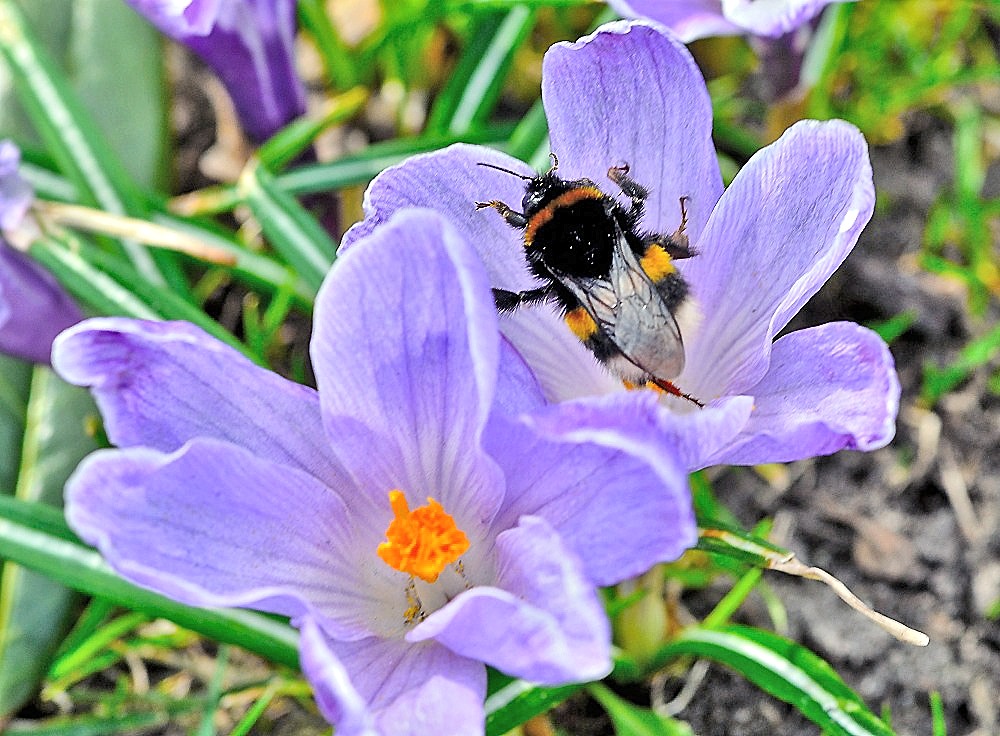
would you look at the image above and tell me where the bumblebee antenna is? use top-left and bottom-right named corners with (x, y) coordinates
top-left (477, 162), bottom-right (533, 180)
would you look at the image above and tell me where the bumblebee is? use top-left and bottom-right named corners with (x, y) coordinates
top-left (476, 156), bottom-right (702, 405)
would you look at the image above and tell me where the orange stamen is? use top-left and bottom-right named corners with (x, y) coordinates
top-left (377, 491), bottom-right (470, 584)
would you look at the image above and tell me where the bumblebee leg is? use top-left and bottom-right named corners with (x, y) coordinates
top-left (607, 163), bottom-right (649, 201)
top-left (607, 163), bottom-right (650, 222)
top-left (656, 197), bottom-right (694, 259)
top-left (475, 200), bottom-right (528, 229)
top-left (651, 378), bottom-right (704, 408)
top-left (675, 196), bottom-right (689, 237)
top-left (493, 286), bottom-right (552, 312)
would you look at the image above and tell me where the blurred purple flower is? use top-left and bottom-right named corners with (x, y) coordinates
top-left (607, 0), bottom-right (850, 42)
top-left (341, 21), bottom-right (899, 472)
top-left (124, 0), bottom-right (306, 142)
top-left (55, 208), bottom-right (694, 735)
top-left (0, 140), bottom-right (33, 230)
top-left (0, 141), bottom-right (82, 364)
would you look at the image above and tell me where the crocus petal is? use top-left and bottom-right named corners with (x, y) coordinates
top-left (608, 0), bottom-right (845, 42)
top-left (607, 1), bottom-right (741, 41)
top-left (704, 322), bottom-right (900, 466)
top-left (0, 242), bottom-right (82, 364)
top-left (679, 119), bottom-right (874, 399)
top-left (124, 0), bottom-right (222, 36)
top-left (52, 318), bottom-right (347, 488)
top-left (722, 0), bottom-right (848, 38)
top-left (65, 439), bottom-right (379, 638)
top-left (410, 516), bottom-right (611, 685)
top-left (341, 144), bottom-right (536, 293)
top-left (297, 619), bottom-right (377, 736)
top-left (498, 303), bottom-right (621, 403)
top-left (542, 21), bottom-right (723, 241)
top-left (125, 0), bottom-right (305, 142)
top-left (300, 619), bottom-right (485, 736)
top-left (484, 393), bottom-right (701, 585)
top-left (313, 209), bottom-right (504, 535)
top-left (492, 336), bottom-right (547, 416)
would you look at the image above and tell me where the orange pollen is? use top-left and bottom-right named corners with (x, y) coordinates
top-left (377, 491), bottom-right (470, 584)
top-left (524, 186), bottom-right (604, 246)
top-left (639, 244), bottom-right (675, 282)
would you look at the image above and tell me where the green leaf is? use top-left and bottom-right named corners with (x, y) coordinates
top-left (866, 310), bottom-right (917, 345)
top-left (239, 160), bottom-right (337, 294)
top-left (484, 676), bottom-right (583, 735)
top-left (0, 500), bottom-right (300, 670)
top-left (150, 211), bottom-right (315, 311)
top-left (2, 701), bottom-right (205, 735)
top-left (27, 236), bottom-right (161, 321)
top-left (426, 7), bottom-right (535, 135)
top-left (651, 626), bottom-right (895, 736)
top-left (588, 683), bottom-right (694, 736)
top-left (258, 86), bottom-right (369, 171)
top-left (296, 0), bottom-right (359, 89)
top-left (695, 524), bottom-right (790, 568)
top-left (65, 0), bottom-right (167, 189)
top-left (921, 320), bottom-right (1000, 405)
top-left (48, 233), bottom-right (257, 360)
top-left (182, 126), bottom-right (513, 216)
top-left (0, 370), bottom-right (99, 718)
top-left (929, 691), bottom-right (947, 736)
top-left (0, 355), bottom-right (31, 493)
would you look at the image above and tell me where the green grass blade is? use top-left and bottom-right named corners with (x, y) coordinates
top-left (484, 676), bottom-right (583, 735)
top-left (426, 7), bottom-right (535, 135)
top-left (588, 683), bottom-right (694, 736)
top-left (3, 711), bottom-right (171, 736)
top-left (27, 236), bottom-right (162, 321)
top-left (296, 0), bottom-right (359, 88)
top-left (0, 503), bottom-right (300, 669)
top-left (181, 127), bottom-right (513, 215)
top-left (651, 626), bottom-right (895, 736)
top-left (258, 86), bottom-right (369, 171)
top-left (151, 211), bottom-right (315, 311)
top-left (0, 371), bottom-right (98, 717)
top-left (240, 160), bottom-right (337, 294)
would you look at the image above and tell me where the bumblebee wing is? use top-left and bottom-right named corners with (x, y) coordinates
top-left (556, 232), bottom-right (685, 381)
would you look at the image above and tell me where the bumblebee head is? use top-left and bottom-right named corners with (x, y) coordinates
top-left (520, 171), bottom-right (564, 215)
top-left (477, 161), bottom-right (576, 217)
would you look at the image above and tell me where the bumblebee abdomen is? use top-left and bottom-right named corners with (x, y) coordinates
top-left (637, 243), bottom-right (689, 314)
top-left (564, 305), bottom-right (622, 364)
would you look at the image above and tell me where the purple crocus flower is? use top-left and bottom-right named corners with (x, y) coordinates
top-left (606, 0), bottom-right (851, 42)
top-left (55, 208), bottom-right (695, 734)
top-left (124, 0), bottom-right (306, 142)
top-left (0, 141), bottom-right (82, 364)
top-left (341, 21), bottom-right (899, 472)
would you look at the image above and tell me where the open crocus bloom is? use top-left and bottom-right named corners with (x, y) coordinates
top-left (606, 0), bottom-right (851, 42)
top-left (124, 0), bottom-right (305, 142)
top-left (0, 141), bottom-right (82, 364)
top-left (56, 208), bottom-right (695, 735)
top-left (341, 21), bottom-right (899, 472)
